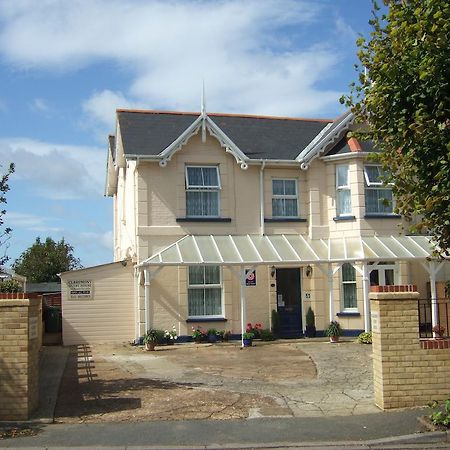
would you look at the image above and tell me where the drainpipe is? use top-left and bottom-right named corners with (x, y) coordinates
top-left (144, 269), bottom-right (150, 333)
top-left (259, 161), bottom-right (266, 235)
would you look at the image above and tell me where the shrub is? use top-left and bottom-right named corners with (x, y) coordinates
top-left (0, 279), bottom-right (23, 293)
top-left (325, 321), bottom-right (343, 337)
top-left (429, 399), bottom-right (450, 428)
top-left (305, 307), bottom-right (315, 327)
top-left (260, 329), bottom-right (275, 341)
top-left (357, 332), bottom-right (372, 344)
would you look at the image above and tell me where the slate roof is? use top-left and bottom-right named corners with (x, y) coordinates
top-left (117, 110), bottom-right (332, 161)
top-left (26, 282), bottom-right (61, 293)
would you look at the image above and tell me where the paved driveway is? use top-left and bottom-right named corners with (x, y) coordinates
top-left (54, 340), bottom-right (378, 423)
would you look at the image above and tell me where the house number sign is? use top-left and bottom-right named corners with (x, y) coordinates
top-left (371, 311), bottom-right (380, 333)
top-left (68, 280), bottom-right (93, 299)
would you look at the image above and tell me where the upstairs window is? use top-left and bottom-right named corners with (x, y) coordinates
top-left (272, 179), bottom-right (298, 217)
top-left (336, 164), bottom-right (351, 216)
top-left (342, 263), bottom-right (357, 310)
top-left (364, 165), bottom-right (394, 214)
top-left (185, 166), bottom-right (220, 217)
top-left (188, 266), bottom-right (223, 317)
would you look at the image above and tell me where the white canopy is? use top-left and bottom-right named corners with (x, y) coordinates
top-left (139, 234), bottom-right (437, 268)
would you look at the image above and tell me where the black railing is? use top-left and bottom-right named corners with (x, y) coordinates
top-left (418, 298), bottom-right (450, 338)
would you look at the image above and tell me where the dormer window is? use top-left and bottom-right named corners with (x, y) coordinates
top-left (272, 179), bottom-right (298, 218)
top-left (185, 166), bottom-right (221, 217)
top-left (364, 165), bottom-right (394, 215)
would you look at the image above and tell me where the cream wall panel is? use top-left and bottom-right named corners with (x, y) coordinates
top-left (61, 262), bottom-right (135, 346)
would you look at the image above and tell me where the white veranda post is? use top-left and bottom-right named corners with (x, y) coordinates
top-left (421, 260), bottom-right (445, 336)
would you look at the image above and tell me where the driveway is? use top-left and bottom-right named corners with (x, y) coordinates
top-left (54, 340), bottom-right (378, 423)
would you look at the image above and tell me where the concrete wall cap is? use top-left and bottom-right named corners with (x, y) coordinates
top-left (369, 291), bottom-right (420, 301)
top-left (0, 299), bottom-right (31, 307)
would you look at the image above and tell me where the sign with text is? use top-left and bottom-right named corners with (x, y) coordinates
top-left (245, 269), bottom-right (256, 287)
top-left (29, 317), bottom-right (38, 340)
top-left (68, 280), bottom-right (93, 300)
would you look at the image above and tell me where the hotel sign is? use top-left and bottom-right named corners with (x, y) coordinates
top-left (68, 280), bottom-right (93, 299)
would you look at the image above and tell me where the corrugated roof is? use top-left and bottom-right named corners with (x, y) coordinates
top-left (117, 110), bottom-right (331, 160)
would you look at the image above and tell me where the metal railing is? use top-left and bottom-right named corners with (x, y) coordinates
top-left (418, 298), bottom-right (450, 338)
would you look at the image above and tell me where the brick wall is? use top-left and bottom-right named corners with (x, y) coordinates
top-left (371, 291), bottom-right (450, 410)
top-left (0, 297), bottom-right (42, 420)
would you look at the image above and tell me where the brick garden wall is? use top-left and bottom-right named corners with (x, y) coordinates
top-left (0, 297), bottom-right (42, 420)
top-left (371, 291), bottom-right (450, 410)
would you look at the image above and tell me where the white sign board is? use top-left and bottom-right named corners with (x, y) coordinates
top-left (29, 317), bottom-right (38, 340)
top-left (371, 311), bottom-right (380, 333)
top-left (68, 280), bottom-right (93, 300)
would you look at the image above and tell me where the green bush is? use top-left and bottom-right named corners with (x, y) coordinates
top-left (357, 332), bottom-right (372, 344)
top-left (325, 321), bottom-right (343, 337)
top-left (429, 399), bottom-right (450, 427)
top-left (260, 329), bottom-right (275, 341)
top-left (0, 279), bottom-right (23, 293)
top-left (305, 307), bottom-right (315, 327)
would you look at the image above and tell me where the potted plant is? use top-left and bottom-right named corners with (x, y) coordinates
top-left (192, 326), bottom-right (207, 343)
top-left (143, 328), bottom-right (163, 351)
top-left (207, 328), bottom-right (218, 343)
top-left (242, 331), bottom-right (255, 347)
top-left (164, 325), bottom-right (178, 345)
top-left (305, 307), bottom-right (316, 338)
top-left (432, 324), bottom-right (446, 339)
top-left (325, 321), bottom-right (343, 343)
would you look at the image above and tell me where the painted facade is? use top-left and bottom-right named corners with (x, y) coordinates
top-left (101, 109), bottom-right (449, 342)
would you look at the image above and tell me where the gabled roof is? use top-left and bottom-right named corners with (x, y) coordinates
top-left (117, 110), bottom-right (332, 161)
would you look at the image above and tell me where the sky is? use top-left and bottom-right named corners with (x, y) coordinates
top-left (0, 0), bottom-right (375, 268)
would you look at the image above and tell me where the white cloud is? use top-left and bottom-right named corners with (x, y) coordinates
top-left (0, 138), bottom-right (105, 199)
top-left (30, 98), bottom-right (50, 113)
top-left (0, 0), bottom-right (348, 119)
top-left (6, 212), bottom-right (61, 232)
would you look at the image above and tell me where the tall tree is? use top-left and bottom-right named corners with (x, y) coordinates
top-left (13, 237), bottom-right (82, 283)
top-left (0, 163), bottom-right (15, 266)
top-left (342, 0), bottom-right (450, 254)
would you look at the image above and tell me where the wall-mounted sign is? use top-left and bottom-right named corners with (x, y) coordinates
top-left (245, 269), bottom-right (256, 287)
top-left (67, 280), bottom-right (93, 299)
top-left (29, 317), bottom-right (38, 340)
top-left (371, 311), bottom-right (380, 333)
top-left (304, 292), bottom-right (312, 300)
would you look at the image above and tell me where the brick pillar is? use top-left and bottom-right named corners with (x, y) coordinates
top-left (371, 291), bottom-right (450, 410)
top-left (0, 297), bottom-right (42, 420)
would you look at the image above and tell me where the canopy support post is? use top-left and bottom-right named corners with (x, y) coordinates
top-left (362, 263), bottom-right (370, 332)
top-left (143, 266), bottom-right (163, 335)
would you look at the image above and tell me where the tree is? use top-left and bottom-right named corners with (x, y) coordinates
top-left (0, 163), bottom-right (15, 266)
top-left (13, 237), bottom-right (82, 283)
top-left (342, 0), bottom-right (450, 254)
top-left (0, 278), bottom-right (23, 293)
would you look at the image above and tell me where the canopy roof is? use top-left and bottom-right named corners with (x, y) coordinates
top-left (139, 235), bottom-right (440, 268)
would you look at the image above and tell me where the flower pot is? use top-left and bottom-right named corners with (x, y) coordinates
top-left (305, 325), bottom-right (316, 338)
top-left (145, 342), bottom-right (156, 351)
top-left (329, 336), bottom-right (339, 343)
top-left (243, 338), bottom-right (252, 347)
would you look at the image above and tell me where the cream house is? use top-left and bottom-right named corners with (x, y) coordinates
top-left (61, 107), bottom-right (449, 345)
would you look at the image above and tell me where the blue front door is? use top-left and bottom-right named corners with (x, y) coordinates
top-left (276, 268), bottom-right (302, 338)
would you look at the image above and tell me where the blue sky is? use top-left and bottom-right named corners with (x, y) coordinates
top-left (0, 0), bottom-right (374, 267)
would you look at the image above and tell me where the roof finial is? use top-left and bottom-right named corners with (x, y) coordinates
top-left (201, 80), bottom-right (207, 142)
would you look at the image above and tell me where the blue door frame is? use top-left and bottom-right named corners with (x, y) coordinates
top-left (276, 268), bottom-right (302, 338)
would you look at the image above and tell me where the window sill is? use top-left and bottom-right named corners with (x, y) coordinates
top-left (265, 218), bottom-right (307, 223)
top-left (176, 217), bottom-right (232, 223)
top-left (186, 317), bottom-right (227, 323)
top-left (364, 214), bottom-right (401, 219)
top-left (333, 215), bottom-right (356, 222)
top-left (336, 312), bottom-right (361, 317)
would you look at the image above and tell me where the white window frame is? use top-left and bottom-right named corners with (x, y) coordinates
top-left (364, 164), bottom-right (394, 214)
top-left (336, 164), bottom-right (352, 217)
top-left (185, 165), bottom-right (221, 217)
top-left (187, 265), bottom-right (224, 319)
top-left (272, 178), bottom-right (299, 218)
top-left (341, 263), bottom-right (358, 311)
top-left (369, 262), bottom-right (398, 286)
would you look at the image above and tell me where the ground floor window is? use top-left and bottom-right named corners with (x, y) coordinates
top-left (342, 263), bottom-right (357, 310)
top-left (369, 262), bottom-right (397, 286)
top-left (188, 266), bottom-right (222, 317)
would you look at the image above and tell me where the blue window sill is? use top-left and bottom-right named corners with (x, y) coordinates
top-left (337, 312), bottom-right (361, 317)
top-left (176, 217), bottom-right (232, 223)
top-left (186, 318), bottom-right (227, 323)
top-left (265, 218), bottom-right (307, 223)
top-left (333, 215), bottom-right (356, 222)
top-left (364, 214), bottom-right (401, 219)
